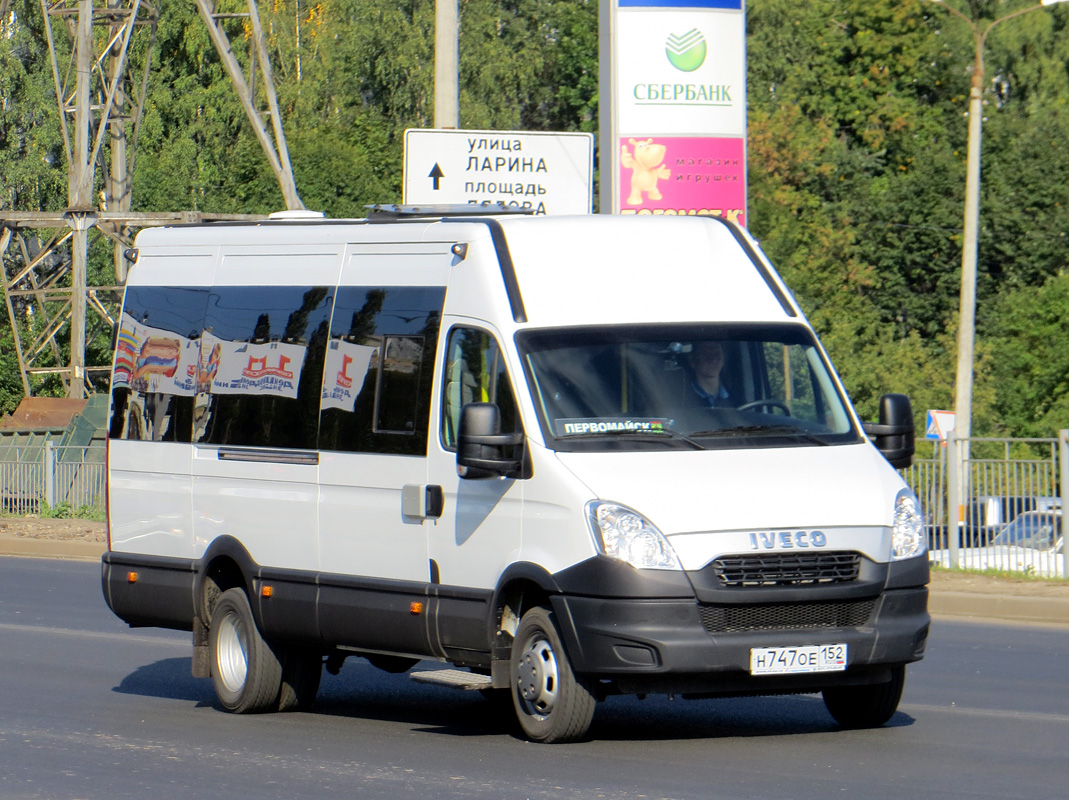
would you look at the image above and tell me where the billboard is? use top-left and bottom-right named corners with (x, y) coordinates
top-left (601, 0), bottom-right (747, 223)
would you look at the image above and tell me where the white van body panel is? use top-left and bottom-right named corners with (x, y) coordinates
top-left (107, 439), bottom-right (193, 557)
top-left (507, 442), bottom-right (602, 575)
top-left (190, 449), bottom-right (319, 569)
top-left (319, 452), bottom-right (429, 581)
top-left (498, 216), bottom-right (796, 326)
top-left (554, 444), bottom-right (898, 570)
top-left (555, 444), bottom-right (894, 532)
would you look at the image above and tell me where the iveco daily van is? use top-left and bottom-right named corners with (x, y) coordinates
top-left (102, 206), bottom-right (928, 743)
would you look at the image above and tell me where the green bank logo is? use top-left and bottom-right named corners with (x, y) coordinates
top-left (665, 29), bottom-right (707, 72)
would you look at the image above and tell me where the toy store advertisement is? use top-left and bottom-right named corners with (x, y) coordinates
top-left (618, 136), bottom-right (746, 226)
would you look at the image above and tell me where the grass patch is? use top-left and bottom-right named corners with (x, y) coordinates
top-left (929, 563), bottom-right (1061, 582)
top-left (1, 502), bottom-right (105, 522)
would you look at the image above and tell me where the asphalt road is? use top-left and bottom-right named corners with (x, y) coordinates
top-left (1, 557), bottom-right (1066, 800)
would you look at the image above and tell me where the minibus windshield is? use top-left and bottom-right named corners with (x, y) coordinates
top-left (516, 323), bottom-right (863, 452)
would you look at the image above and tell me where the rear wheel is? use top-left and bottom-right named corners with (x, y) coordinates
top-left (209, 588), bottom-right (283, 713)
top-left (510, 607), bottom-right (596, 743)
top-left (822, 666), bottom-right (905, 728)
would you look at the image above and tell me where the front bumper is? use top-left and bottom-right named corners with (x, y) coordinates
top-left (550, 584), bottom-right (929, 696)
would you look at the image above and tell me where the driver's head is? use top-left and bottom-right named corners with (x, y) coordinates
top-left (689, 341), bottom-right (725, 381)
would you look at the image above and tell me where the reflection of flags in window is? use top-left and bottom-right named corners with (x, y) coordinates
top-left (321, 339), bottom-right (376, 412)
top-left (203, 331), bottom-right (307, 399)
top-left (114, 312), bottom-right (198, 395)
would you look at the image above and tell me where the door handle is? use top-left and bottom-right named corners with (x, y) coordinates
top-left (402, 484), bottom-right (444, 520)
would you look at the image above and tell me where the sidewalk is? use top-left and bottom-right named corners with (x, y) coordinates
top-left (1, 532), bottom-right (1067, 627)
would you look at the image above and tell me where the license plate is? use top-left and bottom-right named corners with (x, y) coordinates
top-left (749, 644), bottom-right (847, 675)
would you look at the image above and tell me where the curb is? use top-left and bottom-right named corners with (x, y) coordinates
top-left (0, 536), bottom-right (106, 562)
top-left (2, 536), bottom-right (1067, 626)
top-left (928, 591), bottom-right (1069, 626)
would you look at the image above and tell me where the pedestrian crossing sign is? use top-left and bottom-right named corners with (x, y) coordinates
top-left (925, 410), bottom-right (955, 441)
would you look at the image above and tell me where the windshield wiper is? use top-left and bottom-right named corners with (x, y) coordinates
top-left (690, 425), bottom-right (830, 445)
top-left (560, 427), bottom-right (706, 450)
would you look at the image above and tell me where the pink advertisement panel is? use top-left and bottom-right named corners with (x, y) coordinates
top-left (618, 136), bottom-right (745, 226)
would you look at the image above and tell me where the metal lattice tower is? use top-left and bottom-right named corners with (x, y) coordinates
top-left (0, 0), bottom-right (302, 399)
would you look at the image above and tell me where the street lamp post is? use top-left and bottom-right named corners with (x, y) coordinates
top-left (932, 0), bottom-right (1068, 445)
top-left (929, 0), bottom-right (1066, 561)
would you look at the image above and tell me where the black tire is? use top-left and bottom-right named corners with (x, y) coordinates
top-left (822, 665), bottom-right (905, 729)
top-left (278, 647), bottom-right (322, 712)
top-left (209, 588), bottom-right (283, 714)
top-left (510, 607), bottom-right (596, 743)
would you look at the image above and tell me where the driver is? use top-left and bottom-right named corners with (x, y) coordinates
top-left (686, 341), bottom-right (734, 408)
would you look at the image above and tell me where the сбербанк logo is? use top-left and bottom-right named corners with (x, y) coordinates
top-left (665, 28), bottom-right (707, 72)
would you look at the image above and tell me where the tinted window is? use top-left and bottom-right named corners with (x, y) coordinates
top-left (441, 327), bottom-right (521, 450)
top-left (109, 286), bottom-right (207, 442)
top-left (196, 286), bottom-right (332, 449)
top-left (318, 286), bottom-right (445, 455)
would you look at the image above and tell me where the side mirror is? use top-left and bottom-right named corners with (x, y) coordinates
top-left (456, 402), bottom-right (526, 480)
top-left (862, 393), bottom-right (915, 470)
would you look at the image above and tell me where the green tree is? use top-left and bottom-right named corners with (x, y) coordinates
top-left (984, 273), bottom-right (1069, 436)
top-left (0, 3), bottom-right (65, 212)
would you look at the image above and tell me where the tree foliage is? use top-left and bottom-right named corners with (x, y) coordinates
top-left (1, 0), bottom-right (1068, 436)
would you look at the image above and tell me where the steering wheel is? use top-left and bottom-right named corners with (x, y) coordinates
top-left (736, 399), bottom-right (791, 416)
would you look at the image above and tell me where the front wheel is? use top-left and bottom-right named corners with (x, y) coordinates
top-left (209, 588), bottom-right (283, 713)
top-left (510, 607), bottom-right (596, 743)
top-left (822, 666), bottom-right (905, 728)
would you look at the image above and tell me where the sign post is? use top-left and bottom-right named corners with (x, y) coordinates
top-left (403, 128), bottom-right (594, 215)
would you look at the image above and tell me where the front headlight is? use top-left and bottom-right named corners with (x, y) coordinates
top-left (892, 489), bottom-right (926, 560)
top-left (586, 501), bottom-right (682, 570)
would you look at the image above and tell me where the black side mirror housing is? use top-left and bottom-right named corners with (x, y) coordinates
top-left (862, 393), bottom-right (915, 470)
top-left (456, 402), bottom-right (527, 480)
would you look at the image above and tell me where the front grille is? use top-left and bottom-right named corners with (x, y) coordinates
top-left (712, 551), bottom-right (861, 587)
top-left (699, 598), bottom-right (877, 634)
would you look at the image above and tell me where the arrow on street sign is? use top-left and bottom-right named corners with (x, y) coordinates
top-left (428, 163), bottom-right (444, 190)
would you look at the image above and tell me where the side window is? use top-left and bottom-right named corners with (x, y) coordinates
top-left (109, 286), bottom-right (206, 443)
top-left (318, 286), bottom-right (445, 455)
top-left (441, 327), bottom-right (520, 450)
top-left (196, 286), bottom-right (332, 449)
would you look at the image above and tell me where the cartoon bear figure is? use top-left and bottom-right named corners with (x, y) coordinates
top-left (621, 139), bottom-right (671, 205)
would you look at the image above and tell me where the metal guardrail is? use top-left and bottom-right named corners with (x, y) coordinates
top-left (904, 432), bottom-right (1066, 579)
top-left (0, 442), bottom-right (105, 516)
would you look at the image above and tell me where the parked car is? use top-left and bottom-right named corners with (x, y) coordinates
top-left (930, 510), bottom-right (1065, 577)
top-left (960, 496), bottom-right (1061, 546)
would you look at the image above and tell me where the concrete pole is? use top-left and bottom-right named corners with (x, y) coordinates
top-left (68, 0), bottom-right (95, 399)
top-left (108, 0), bottom-right (131, 283)
top-left (949, 38), bottom-right (983, 522)
top-left (952, 46), bottom-right (983, 449)
top-left (434, 0), bottom-right (458, 128)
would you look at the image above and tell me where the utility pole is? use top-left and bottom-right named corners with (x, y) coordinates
top-left (434, 0), bottom-right (459, 128)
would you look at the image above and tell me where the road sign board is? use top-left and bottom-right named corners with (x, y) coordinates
top-left (403, 128), bottom-right (594, 215)
top-left (926, 409), bottom-right (955, 441)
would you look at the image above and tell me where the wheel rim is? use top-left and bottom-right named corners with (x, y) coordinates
top-left (215, 609), bottom-right (249, 694)
top-left (515, 632), bottom-right (559, 719)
